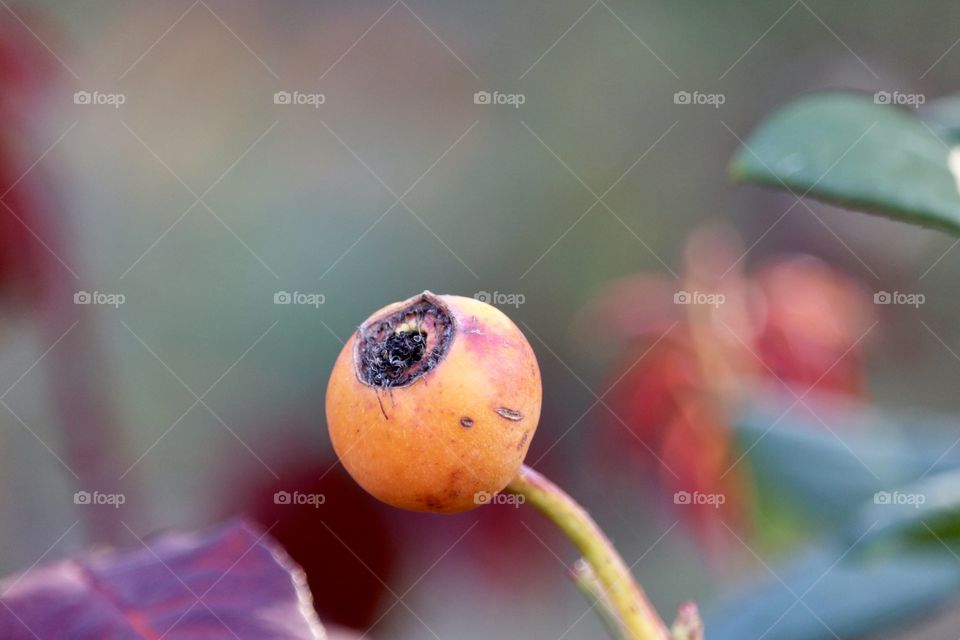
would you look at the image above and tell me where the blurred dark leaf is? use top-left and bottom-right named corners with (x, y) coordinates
top-left (235, 456), bottom-right (397, 630)
top-left (922, 94), bottom-right (960, 145)
top-left (0, 519), bottom-right (325, 639)
top-left (730, 91), bottom-right (960, 236)
top-left (735, 394), bottom-right (960, 526)
top-left (718, 396), bottom-right (960, 638)
top-left (704, 545), bottom-right (960, 640)
top-left (850, 468), bottom-right (960, 546)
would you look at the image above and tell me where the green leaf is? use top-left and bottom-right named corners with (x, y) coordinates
top-left (850, 467), bottom-right (960, 547)
top-left (734, 394), bottom-right (960, 526)
top-left (704, 546), bottom-right (960, 640)
top-left (922, 94), bottom-right (960, 145)
top-left (730, 91), bottom-right (960, 236)
top-left (716, 396), bottom-right (960, 638)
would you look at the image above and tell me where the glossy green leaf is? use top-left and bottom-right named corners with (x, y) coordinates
top-left (731, 91), bottom-right (960, 235)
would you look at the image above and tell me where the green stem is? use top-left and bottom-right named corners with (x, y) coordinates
top-left (506, 465), bottom-right (672, 640)
top-left (570, 559), bottom-right (628, 640)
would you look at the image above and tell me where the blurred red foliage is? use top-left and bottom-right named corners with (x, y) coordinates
top-left (751, 257), bottom-right (872, 397)
top-left (220, 426), bottom-right (567, 636)
top-left (579, 225), bottom-right (875, 555)
top-left (224, 452), bottom-right (398, 631)
top-left (0, 10), bottom-right (61, 305)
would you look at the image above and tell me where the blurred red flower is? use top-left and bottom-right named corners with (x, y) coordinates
top-left (577, 224), bottom-right (874, 556)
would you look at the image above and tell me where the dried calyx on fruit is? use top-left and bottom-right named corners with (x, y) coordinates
top-left (356, 295), bottom-right (453, 388)
top-left (326, 291), bottom-right (542, 513)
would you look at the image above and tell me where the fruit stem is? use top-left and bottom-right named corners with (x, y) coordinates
top-left (506, 465), bottom-right (673, 640)
top-left (570, 559), bottom-right (628, 639)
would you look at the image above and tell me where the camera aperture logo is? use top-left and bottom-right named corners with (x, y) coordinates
top-left (673, 490), bottom-right (725, 508)
top-left (73, 90), bottom-right (126, 109)
top-left (474, 290), bottom-right (525, 308)
top-left (674, 290), bottom-right (725, 308)
top-left (74, 490), bottom-right (126, 509)
top-left (273, 490), bottom-right (326, 508)
top-left (874, 290), bottom-right (924, 308)
top-left (274, 291), bottom-right (325, 308)
top-left (873, 490), bottom-right (925, 508)
top-left (274, 90), bottom-right (326, 108)
top-left (74, 290), bottom-right (125, 308)
top-left (874, 91), bottom-right (925, 108)
top-left (473, 90), bottom-right (525, 108)
top-left (673, 90), bottom-right (725, 109)
top-left (474, 491), bottom-right (525, 507)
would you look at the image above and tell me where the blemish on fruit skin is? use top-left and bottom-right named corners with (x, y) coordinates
top-left (463, 315), bottom-right (484, 335)
top-left (375, 392), bottom-right (389, 420)
top-left (415, 471), bottom-right (464, 511)
top-left (423, 495), bottom-right (445, 510)
top-left (517, 432), bottom-right (529, 450)
top-left (463, 323), bottom-right (521, 356)
top-left (495, 407), bottom-right (523, 421)
top-left (447, 469), bottom-right (463, 498)
top-left (460, 417), bottom-right (474, 428)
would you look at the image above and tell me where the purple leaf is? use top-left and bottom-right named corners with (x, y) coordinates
top-left (0, 519), bottom-right (326, 639)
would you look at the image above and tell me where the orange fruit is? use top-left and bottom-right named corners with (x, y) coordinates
top-left (326, 291), bottom-right (542, 513)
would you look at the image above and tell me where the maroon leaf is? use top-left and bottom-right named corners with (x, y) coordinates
top-left (0, 519), bottom-right (326, 639)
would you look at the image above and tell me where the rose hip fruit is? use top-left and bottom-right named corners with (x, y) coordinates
top-left (326, 291), bottom-right (542, 513)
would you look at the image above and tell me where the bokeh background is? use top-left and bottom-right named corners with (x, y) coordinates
top-left (3, 2), bottom-right (960, 638)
